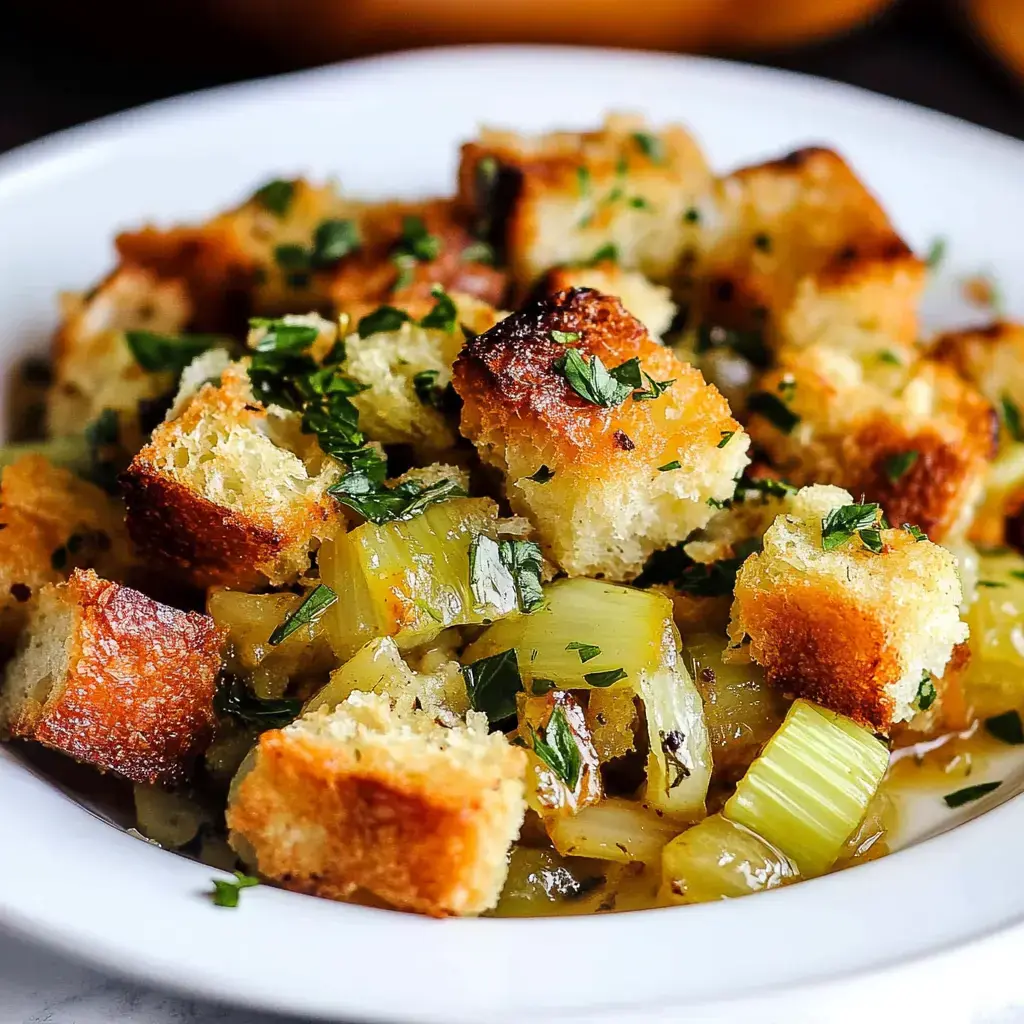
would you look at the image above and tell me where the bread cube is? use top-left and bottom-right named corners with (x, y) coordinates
top-left (727, 485), bottom-right (968, 731)
top-left (537, 262), bottom-right (677, 338)
top-left (47, 266), bottom-right (193, 440)
top-left (452, 287), bottom-right (748, 580)
top-left (121, 362), bottom-right (340, 588)
top-left (0, 569), bottom-right (224, 784)
top-left (698, 147), bottom-right (925, 356)
top-left (746, 345), bottom-right (996, 541)
top-left (0, 456), bottom-right (135, 649)
top-left (457, 114), bottom-right (712, 290)
top-left (226, 691), bottom-right (526, 917)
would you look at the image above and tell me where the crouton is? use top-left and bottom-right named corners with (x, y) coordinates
top-left (537, 262), bottom-right (677, 338)
top-left (227, 691), bottom-right (526, 917)
top-left (457, 114), bottom-right (712, 290)
top-left (0, 456), bottom-right (134, 649)
top-left (452, 288), bottom-right (748, 580)
top-left (698, 148), bottom-right (925, 356)
top-left (121, 362), bottom-right (341, 588)
top-left (47, 266), bottom-right (193, 441)
top-left (0, 569), bottom-right (224, 784)
top-left (727, 485), bottom-right (968, 731)
top-left (746, 345), bottom-right (996, 540)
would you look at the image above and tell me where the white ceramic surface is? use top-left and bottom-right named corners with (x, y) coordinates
top-left (2, 45), bottom-right (1024, 1024)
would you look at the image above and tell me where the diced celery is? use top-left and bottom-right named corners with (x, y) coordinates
top-left (547, 797), bottom-right (680, 865)
top-left (661, 814), bottom-right (798, 905)
top-left (318, 497), bottom-right (513, 660)
top-left (490, 846), bottom-right (613, 917)
top-left (461, 578), bottom-right (671, 691)
top-left (684, 632), bottom-right (788, 776)
top-left (208, 589), bottom-right (336, 699)
top-left (724, 699), bottom-right (889, 877)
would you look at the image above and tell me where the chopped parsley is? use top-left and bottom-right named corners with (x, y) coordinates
top-left (858, 528), bottom-right (884, 554)
top-left (211, 871), bottom-right (260, 908)
top-left (735, 474), bottom-right (798, 501)
top-left (529, 706), bottom-right (582, 789)
top-left (460, 240), bottom-right (496, 264)
top-left (584, 668), bottom-right (627, 688)
top-left (1001, 394), bottom-right (1024, 442)
top-left (463, 649), bottom-right (523, 723)
top-left (925, 236), bottom-right (947, 270)
top-left (412, 368), bottom-right (446, 409)
top-left (717, 431), bottom-right (735, 448)
top-left (694, 324), bottom-right (770, 368)
top-left (469, 535), bottom-right (544, 614)
top-left (531, 679), bottom-right (556, 696)
top-left (1011, 570), bottom-right (1024, 582)
top-left (632, 131), bottom-right (665, 164)
top-left (329, 474), bottom-right (466, 526)
top-left (394, 215), bottom-right (441, 263)
top-left (566, 641), bottom-right (601, 664)
top-left (252, 179), bottom-right (295, 217)
top-left (586, 242), bottom-right (619, 265)
top-left (977, 580), bottom-right (1007, 588)
top-left (527, 465), bottom-right (555, 484)
top-left (632, 372), bottom-right (675, 401)
top-left (683, 207), bottom-right (701, 225)
top-left (555, 348), bottom-right (637, 408)
top-left (658, 461), bottom-right (682, 472)
top-left (915, 672), bottom-right (937, 712)
top-left (311, 218), bottom-right (360, 266)
top-left (628, 196), bottom-right (652, 211)
top-left (420, 286), bottom-right (458, 333)
top-left (883, 450), bottom-right (919, 484)
top-left (943, 781), bottom-right (1001, 808)
top-left (215, 676), bottom-right (303, 731)
top-left (821, 502), bottom-right (881, 552)
top-left (550, 330), bottom-right (580, 345)
top-left (747, 391), bottom-right (800, 434)
top-left (576, 165), bottom-right (591, 198)
top-left (753, 232), bottom-right (772, 253)
top-left (985, 710), bottom-right (1024, 745)
top-left (84, 408), bottom-right (121, 492)
top-left (268, 584), bottom-right (337, 645)
top-left (357, 305), bottom-right (411, 337)
top-left (125, 330), bottom-right (232, 374)
top-left (877, 350), bottom-right (903, 366)
top-left (902, 523), bottom-right (928, 542)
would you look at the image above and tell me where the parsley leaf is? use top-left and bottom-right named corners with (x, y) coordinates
top-left (821, 502), bottom-right (881, 552)
top-left (469, 535), bottom-right (544, 614)
top-left (125, 331), bottom-right (231, 374)
top-left (556, 348), bottom-right (638, 407)
top-left (915, 672), bottom-right (937, 712)
top-left (211, 871), bottom-right (260, 908)
top-left (632, 131), bottom-right (665, 164)
top-left (412, 369), bottom-right (445, 409)
top-left (586, 242), bottom-right (619, 265)
top-left (530, 706), bottom-right (581, 789)
top-left (463, 649), bottom-right (523, 723)
top-left (461, 240), bottom-right (495, 264)
top-left (268, 584), bottom-right (337, 645)
top-left (566, 641), bottom-right (601, 664)
top-left (943, 781), bottom-right (1001, 808)
top-left (632, 372), bottom-right (675, 402)
top-left (253, 179), bottom-right (295, 217)
top-left (977, 580), bottom-right (1008, 588)
top-left (717, 431), bottom-right (735, 448)
top-left (877, 350), bottom-right (903, 366)
top-left (925, 236), bottom-right (947, 270)
top-left (419, 285), bottom-right (458, 333)
top-left (550, 330), bottom-right (580, 345)
top-left (902, 523), bottom-right (928, 541)
top-left (357, 306), bottom-right (411, 337)
top-left (215, 676), bottom-right (302, 731)
top-left (329, 474), bottom-right (466, 526)
top-left (311, 218), bottom-right (360, 266)
top-left (884, 450), bottom-right (919, 483)
top-left (527, 465), bottom-right (555, 484)
top-left (584, 668), bottom-right (627, 687)
top-left (658, 461), bottom-right (682, 472)
top-left (531, 679), bottom-right (556, 696)
top-left (694, 324), bottom-right (770, 368)
top-left (1001, 394), bottom-right (1024, 442)
top-left (747, 391), bottom-right (800, 434)
top-left (985, 710), bottom-right (1024, 745)
top-left (395, 215), bottom-right (441, 262)
top-left (858, 528), bottom-right (884, 553)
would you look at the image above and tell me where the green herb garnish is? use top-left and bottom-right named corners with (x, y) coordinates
top-left (884, 450), bottom-right (919, 484)
top-left (858, 528), bottom-right (884, 553)
top-left (977, 580), bottom-right (1008, 588)
top-left (985, 710), bottom-right (1024, 745)
top-left (268, 584), bottom-right (338, 645)
top-left (877, 350), bottom-right (903, 366)
top-left (943, 781), bottom-right (1001, 808)
top-left (821, 502), bottom-right (881, 552)
top-left (632, 131), bottom-right (665, 164)
top-left (211, 871), bottom-right (260, 908)
top-left (469, 535), bottom-right (544, 614)
top-left (925, 236), bottom-right (947, 270)
top-left (717, 431), bottom-right (735, 448)
top-left (463, 649), bottom-right (523, 723)
top-left (357, 306), bottom-right (411, 337)
top-left (395, 215), bottom-right (441, 262)
top-left (527, 465), bottom-right (555, 484)
top-left (125, 331), bottom-right (231, 374)
top-left (556, 348), bottom-right (645, 408)
top-left (215, 677), bottom-right (303, 731)
top-left (311, 218), bottom-right (360, 266)
top-left (753, 232), bottom-right (772, 253)
top-left (566, 641), bottom-right (601, 664)
top-left (902, 523), bottom-right (927, 542)
top-left (915, 672), bottom-right (937, 712)
top-left (632, 372), bottom-right (675, 402)
top-left (253, 179), bottom-right (295, 217)
top-left (530, 706), bottom-right (582, 789)
top-left (694, 324), bottom-right (769, 368)
top-left (586, 242), bottom-right (619, 265)
top-left (747, 391), bottom-right (800, 434)
top-left (658, 461), bottom-right (682, 472)
top-left (329, 474), bottom-right (466, 526)
top-left (420, 285), bottom-right (458, 333)
top-left (584, 668), bottom-right (628, 688)
top-left (550, 330), bottom-right (580, 345)
top-left (461, 240), bottom-right (496, 264)
top-left (1001, 394), bottom-right (1024, 442)
top-left (412, 369), bottom-right (445, 409)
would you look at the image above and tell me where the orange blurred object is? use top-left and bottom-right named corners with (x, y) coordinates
top-left (967, 0), bottom-right (1024, 82)
top-left (212, 0), bottom-right (897, 61)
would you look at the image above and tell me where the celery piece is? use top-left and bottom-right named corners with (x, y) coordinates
top-left (318, 497), bottom-right (513, 660)
top-left (724, 699), bottom-right (889, 877)
top-left (0, 435), bottom-right (90, 475)
top-left (547, 797), bottom-right (680, 865)
top-left (662, 814), bottom-right (798, 904)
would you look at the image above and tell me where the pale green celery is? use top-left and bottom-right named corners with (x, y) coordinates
top-left (0, 436), bottom-right (90, 474)
top-left (661, 814), bottom-right (799, 905)
top-left (684, 633), bottom-right (788, 775)
top-left (547, 797), bottom-right (680, 865)
top-left (318, 498), bottom-right (506, 660)
top-left (461, 577), bottom-right (671, 690)
top-left (304, 637), bottom-right (410, 713)
top-left (724, 699), bottom-right (889, 877)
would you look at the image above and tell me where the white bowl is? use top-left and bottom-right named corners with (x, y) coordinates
top-left (2, 45), bottom-right (1024, 1024)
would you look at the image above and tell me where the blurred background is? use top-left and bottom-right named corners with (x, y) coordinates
top-left (2, 0), bottom-right (1024, 154)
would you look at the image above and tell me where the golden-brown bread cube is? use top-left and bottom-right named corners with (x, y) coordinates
top-left (227, 691), bottom-right (527, 917)
top-left (457, 114), bottom-right (712, 291)
top-left (452, 288), bottom-right (748, 580)
top-left (727, 485), bottom-right (968, 731)
top-left (47, 266), bottom-right (193, 440)
top-left (746, 345), bottom-right (996, 541)
top-left (121, 362), bottom-right (341, 589)
top-left (0, 569), bottom-right (225, 784)
top-left (698, 147), bottom-right (926, 356)
top-left (0, 456), bottom-right (135, 650)
top-left (536, 262), bottom-right (677, 338)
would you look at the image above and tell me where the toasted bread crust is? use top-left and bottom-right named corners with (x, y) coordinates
top-left (16, 570), bottom-right (224, 784)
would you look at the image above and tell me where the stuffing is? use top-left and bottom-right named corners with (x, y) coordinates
top-left (0, 569), bottom-right (224, 784)
top-left (121, 362), bottom-right (341, 588)
top-left (47, 265), bottom-right (193, 442)
top-left (727, 484), bottom-right (968, 731)
top-left (452, 288), bottom-right (748, 580)
top-left (698, 147), bottom-right (926, 356)
top-left (457, 114), bottom-right (713, 290)
top-left (226, 691), bottom-right (526, 917)
top-left (536, 261), bottom-right (677, 338)
top-left (0, 456), bottom-right (135, 650)
top-left (746, 344), bottom-right (996, 541)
